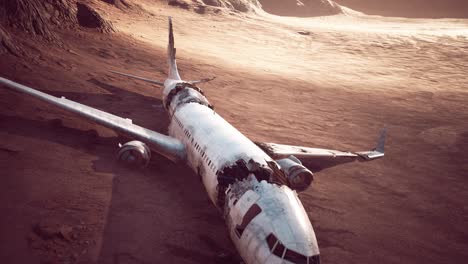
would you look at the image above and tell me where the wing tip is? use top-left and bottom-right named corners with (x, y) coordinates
top-left (376, 127), bottom-right (387, 153)
top-left (355, 127), bottom-right (387, 160)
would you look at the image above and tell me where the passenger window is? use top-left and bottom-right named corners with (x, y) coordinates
top-left (235, 204), bottom-right (262, 238)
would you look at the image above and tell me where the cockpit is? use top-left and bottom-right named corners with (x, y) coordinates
top-left (225, 176), bottom-right (320, 264)
top-left (266, 233), bottom-right (320, 264)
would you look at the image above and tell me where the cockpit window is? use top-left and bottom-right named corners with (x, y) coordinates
top-left (267, 233), bottom-right (286, 258)
top-left (235, 203), bottom-right (262, 238)
top-left (284, 248), bottom-right (307, 264)
top-left (266, 233), bottom-right (319, 264)
top-left (273, 240), bottom-right (286, 258)
top-left (309, 255), bottom-right (320, 264)
top-left (266, 233), bottom-right (277, 249)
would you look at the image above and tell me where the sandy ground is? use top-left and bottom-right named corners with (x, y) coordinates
top-left (1, 1), bottom-right (468, 263)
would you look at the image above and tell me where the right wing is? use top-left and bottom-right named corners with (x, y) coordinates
top-left (0, 77), bottom-right (186, 162)
top-left (256, 128), bottom-right (386, 172)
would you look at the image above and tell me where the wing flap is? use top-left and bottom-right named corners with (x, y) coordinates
top-left (0, 77), bottom-right (186, 162)
top-left (256, 142), bottom-right (359, 172)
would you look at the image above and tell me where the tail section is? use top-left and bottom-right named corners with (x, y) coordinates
top-left (168, 17), bottom-right (181, 80)
top-left (110, 18), bottom-right (214, 85)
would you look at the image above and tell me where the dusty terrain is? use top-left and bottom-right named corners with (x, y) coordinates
top-left (1, 0), bottom-right (467, 263)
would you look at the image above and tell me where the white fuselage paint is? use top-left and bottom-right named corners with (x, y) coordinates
top-left (170, 102), bottom-right (272, 204)
top-left (162, 79), bottom-right (320, 264)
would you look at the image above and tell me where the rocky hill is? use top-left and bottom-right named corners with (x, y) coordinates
top-left (259, 0), bottom-right (343, 17)
top-left (0, 0), bottom-right (115, 54)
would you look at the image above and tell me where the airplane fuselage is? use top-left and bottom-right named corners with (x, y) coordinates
top-left (163, 79), bottom-right (320, 264)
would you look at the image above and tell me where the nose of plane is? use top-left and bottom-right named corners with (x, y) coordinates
top-left (225, 176), bottom-right (320, 264)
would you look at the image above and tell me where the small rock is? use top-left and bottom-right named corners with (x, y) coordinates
top-left (33, 221), bottom-right (75, 242)
top-left (58, 225), bottom-right (73, 241)
top-left (33, 222), bottom-right (58, 240)
top-left (168, 0), bottom-right (190, 9)
top-left (298, 31), bottom-right (311, 35)
top-left (57, 61), bottom-right (68, 68)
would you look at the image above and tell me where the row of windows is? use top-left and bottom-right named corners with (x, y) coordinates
top-left (174, 116), bottom-right (218, 174)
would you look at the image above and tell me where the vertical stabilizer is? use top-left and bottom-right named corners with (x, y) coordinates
top-left (168, 17), bottom-right (181, 80)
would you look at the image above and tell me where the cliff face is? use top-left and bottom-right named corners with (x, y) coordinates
top-left (168, 0), bottom-right (262, 13)
top-left (200, 0), bottom-right (261, 12)
top-left (0, 0), bottom-right (78, 40)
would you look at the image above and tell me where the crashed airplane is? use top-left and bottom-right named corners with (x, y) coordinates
top-left (0, 18), bottom-right (386, 264)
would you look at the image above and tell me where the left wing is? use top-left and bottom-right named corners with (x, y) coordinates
top-left (0, 77), bottom-right (186, 162)
top-left (256, 128), bottom-right (386, 172)
top-left (110, 70), bottom-right (216, 86)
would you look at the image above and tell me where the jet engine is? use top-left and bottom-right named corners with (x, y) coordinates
top-left (276, 156), bottom-right (313, 192)
top-left (117, 141), bottom-right (151, 167)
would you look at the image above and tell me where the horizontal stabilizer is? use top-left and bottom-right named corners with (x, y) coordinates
top-left (109, 70), bottom-right (164, 86)
top-left (188, 77), bottom-right (216, 85)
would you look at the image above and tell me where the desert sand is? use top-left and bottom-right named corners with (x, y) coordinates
top-left (0, 0), bottom-right (467, 263)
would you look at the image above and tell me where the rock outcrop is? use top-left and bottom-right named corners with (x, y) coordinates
top-left (258, 0), bottom-right (343, 17)
top-left (100, 0), bottom-right (132, 9)
top-left (168, 0), bottom-right (262, 13)
top-left (76, 2), bottom-right (114, 33)
top-left (0, 0), bottom-right (114, 39)
top-left (0, 25), bottom-right (18, 55)
top-left (0, 0), bottom-right (115, 54)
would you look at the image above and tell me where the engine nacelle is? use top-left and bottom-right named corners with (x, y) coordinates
top-left (276, 156), bottom-right (314, 192)
top-left (117, 141), bottom-right (151, 167)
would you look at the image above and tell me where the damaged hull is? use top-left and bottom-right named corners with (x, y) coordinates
top-left (163, 79), bottom-right (320, 263)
